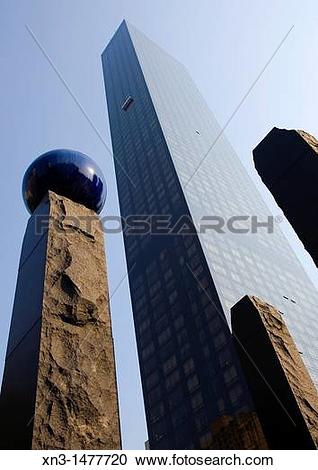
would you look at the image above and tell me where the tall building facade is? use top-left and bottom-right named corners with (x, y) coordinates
top-left (102, 21), bottom-right (318, 448)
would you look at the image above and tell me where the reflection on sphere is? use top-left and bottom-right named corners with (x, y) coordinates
top-left (22, 149), bottom-right (106, 214)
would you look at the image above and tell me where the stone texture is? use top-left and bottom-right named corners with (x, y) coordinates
top-left (251, 296), bottom-right (318, 443)
top-left (297, 129), bottom-right (318, 153)
top-left (253, 127), bottom-right (318, 267)
top-left (32, 192), bottom-right (121, 449)
top-left (231, 295), bottom-right (318, 449)
top-left (0, 191), bottom-right (121, 449)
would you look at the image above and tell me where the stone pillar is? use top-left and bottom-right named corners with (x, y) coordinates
top-left (253, 127), bottom-right (318, 267)
top-left (231, 295), bottom-right (318, 449)
top-left (0, 191), bottom-right (121, 449)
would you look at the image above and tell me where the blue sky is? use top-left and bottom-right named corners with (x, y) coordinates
top-left (1, 0), bottom-right (318, 449)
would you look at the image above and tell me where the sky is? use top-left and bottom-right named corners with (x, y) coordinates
top-left (1, 0), bottom-right (318, 449)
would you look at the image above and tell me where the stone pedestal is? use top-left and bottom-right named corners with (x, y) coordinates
top-left (231, 295), bottom-right (318, 449)
top-left (253, 127), bottom-right (318, 267)
top-left (0, 191), bottom-right (121, 449)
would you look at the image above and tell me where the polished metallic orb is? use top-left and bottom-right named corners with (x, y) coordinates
top-left (22, 149), bottom-right (106, 214)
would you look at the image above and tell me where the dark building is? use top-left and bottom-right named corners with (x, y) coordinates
top-left (231, 295), bottom-right (318, 449)
top-left (102, 21), bottom-right (318, 448)
top-left (208, 413), bottom-right (268, 450)
top-left (253, 127), bottom-right (318, 267)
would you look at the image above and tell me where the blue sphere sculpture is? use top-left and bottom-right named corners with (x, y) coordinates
top-left (22, 149), bottom-right (106, 214)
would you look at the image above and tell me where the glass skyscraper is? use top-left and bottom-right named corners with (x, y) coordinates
top-left (102, 20), bottom-right (318, 449)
